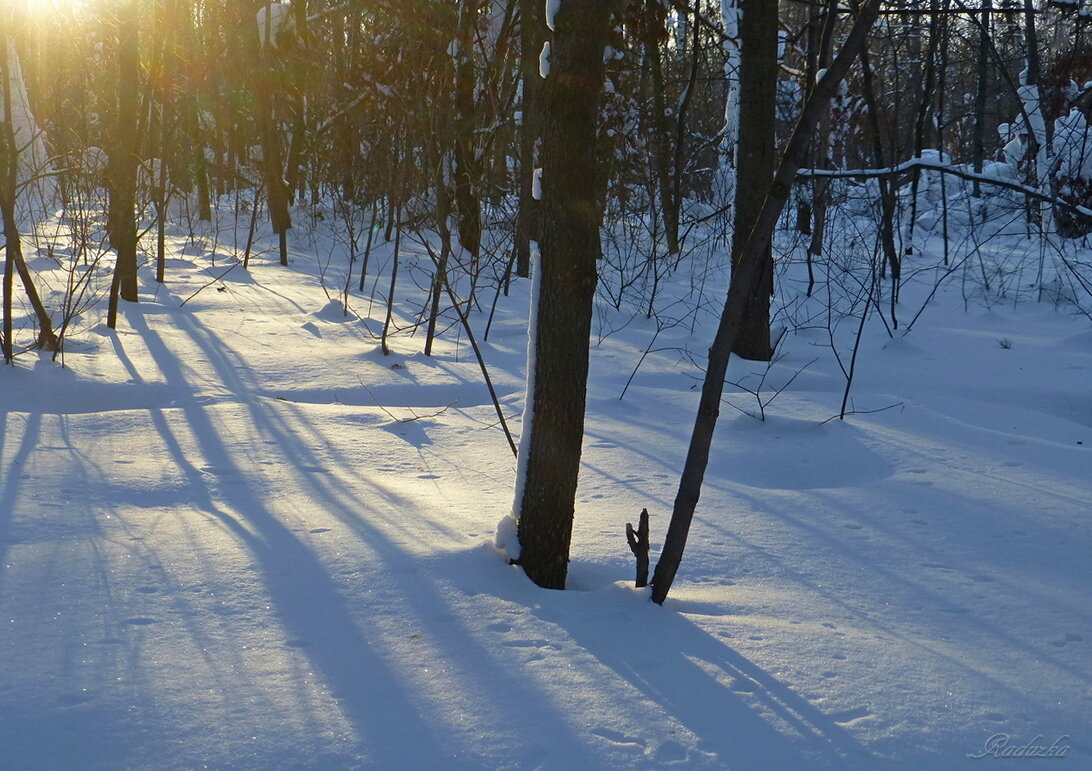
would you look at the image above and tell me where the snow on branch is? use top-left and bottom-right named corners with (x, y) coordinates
top-left (796, 158), bottom-right (1092, 219)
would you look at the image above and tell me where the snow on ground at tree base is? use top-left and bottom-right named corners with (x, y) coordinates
top-left (1, 212), bottom-right (1091, 771)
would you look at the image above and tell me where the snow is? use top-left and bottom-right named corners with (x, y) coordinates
top-left (1053, 108), bottom-right (1092, 182)
top-left (0, 193), bottom-right (1090, 770)
top-left (498, 243), bottom-right (541, 561)
top-left (257, 2), bottom-right (294, 47)
top-left (539, 40), bottom-right (551, 79)
top-left (545, 0), bottom-right (560, 32)
top-left (717, 0), bottom-right (739, 204)
top-left (1016, 76), bottom-right (1049, 233)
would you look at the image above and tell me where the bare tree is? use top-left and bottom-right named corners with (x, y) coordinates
top-left (730, 0), bottom-right (779, 361)
top-left (105, 0), bottom-right (140, 329)
top-left (514, 0), bottom-right (620, 590)
top-left (651, 0), bottom-right (882, 605)
top-left (0, 30), bottom-right (57, 356)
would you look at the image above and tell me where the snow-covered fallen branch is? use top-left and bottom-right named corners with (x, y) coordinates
top-left (796, 158), bottom-right (1092, 220)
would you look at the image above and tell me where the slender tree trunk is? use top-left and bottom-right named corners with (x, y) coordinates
top-left (860, 44), bottom-right (900, 318)
top-left (906, 0), bottom-right (941, 255)
top-left (972, 0), bottom-right (991, 196)
top-left (937, 0), bottom-right (951, 265)
top-left (284, 0), bottom-right (308, 206)
top-left (642, 0), bottom-right (679, 255)
top-left (154, 0), bottom-right (178, 284)
top-left (716, 0), bottom-right (740, 210)
top-left (381, 207), bottom-right (401, 357)
top-left (730, 0), bottom-right (779, 361)
top-left (806, 0), bottom-right (838, 292)
top-left (258, 6), bottom-right (291, 266)
top-left (453, 0), bottom-right (483, 260)
top-left (515, 0), bottom-right (619, 590)
top-left (797, 0), bottom-right (820, 239)
top-left (425, 161), bottom-right (453, 357)
top-left (0, 73), bottom-right (8, 360)
top-left (106, 0), bottom-right (140, 328)
top-left (668, 2), bottom-right (700, 255)
top-left (195, 146), bottom-right (212, 221)
top-left (650, 0), bottom-right (881, 605)
top-left (1, 206), bottom-right (58, 351)
top-left (0, 31), bottom-right (58, 352)
top-left (1, 228), bottom-right (10, 362)
top-left (357, 199), bottom-right (377, 292)
top-left (1020, 0), bottom-right (1048, 233)
top-left (515, 0), bottom-right (544, 278)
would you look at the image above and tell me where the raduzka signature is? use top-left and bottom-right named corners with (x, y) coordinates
top-left (970, 733), bottom-right (1071, 759)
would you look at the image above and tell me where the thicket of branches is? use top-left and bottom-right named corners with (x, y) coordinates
top-left (7, 1), bottom-right (1087, 276)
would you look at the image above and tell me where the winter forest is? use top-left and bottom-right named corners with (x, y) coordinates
top-left (1, 0), bottom-right (1090, 767)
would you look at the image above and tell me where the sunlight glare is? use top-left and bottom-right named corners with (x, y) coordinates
top-left (22, 0), bottom-right (83, 16)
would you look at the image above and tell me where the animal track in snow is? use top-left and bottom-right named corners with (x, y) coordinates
top-left (590, 728), bottom-right (644, 747)
top-left (503, 639), bottom-right (548, 649)
top-left (830, 707), bottom-right (874, 727)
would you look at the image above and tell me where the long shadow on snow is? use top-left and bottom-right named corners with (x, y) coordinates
top-left (718, 484), bottom-right (1090, 721)
top-left (432, 548), bottom-right (873, 769)
top-left (547, 603), bottom-right (873, 768)
top-left (122, 306), bottom-right (470, 767)
top-left (103, 326), bottom-right (342, 761)
top-left (0, 403), bottom-right (184, 769)
top-left (0, 411), bottom-right (41, 576)
top-left (164, 307), bottom-right (609, 760)
top-left (124, 304), bottom-right (599, 766)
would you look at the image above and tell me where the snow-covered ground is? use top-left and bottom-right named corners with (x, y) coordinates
top-left (1, 210), bottom-right (1090, 770)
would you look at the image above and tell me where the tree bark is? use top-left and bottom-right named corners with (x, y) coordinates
top-left (0, 29), bottom-right (58, 353)
top-left (258, 4), bottom-right (292, 266)
top-left (806, 0), bottom-right (838, 288)
top-left (515, 0), bottom-right (544, 278)
top-left (906, 0), bottom-right (941, 254)
top-left (971, 0), bottom-right (991, 195)
top-left (641, 0), bottom-right (679, 255)
top-left (730, 0), bottom-right (779, 361)
top-left (515, 0), bottom-right (619, 590)
top-left (106, 0), bottom-right (140, 328)
top-left (453, 0), bottom-right (483, 260)
top-left (860, 44), bottom-right (900, 319)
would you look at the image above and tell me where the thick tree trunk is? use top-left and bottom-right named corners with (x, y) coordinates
top-left (515, 0), bottom-right (618, 591)
top-left (258, 6), bottom-right (292, 266)
top-left (730, 0), bottom-right (778, 361)
top-left (106, 0), bottom-right (140, 327)
top-left (650, 0), bottom-right (881, 605)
